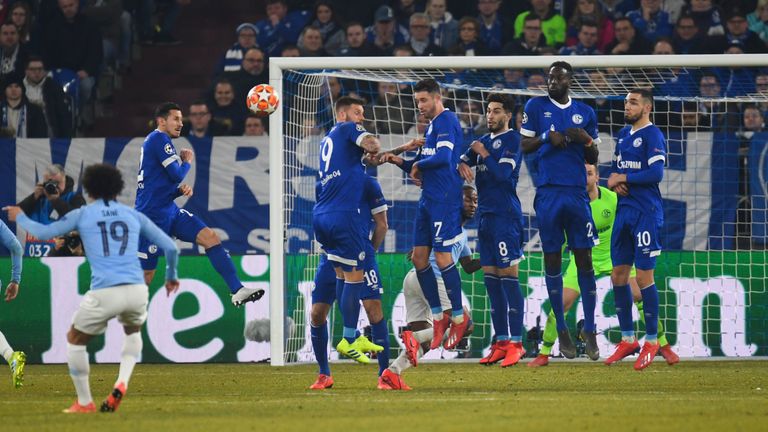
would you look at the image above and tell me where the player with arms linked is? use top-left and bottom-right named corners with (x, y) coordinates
top-left (458, 93), bottom-right (526, 367)
top-left (136, 102), bottom-right (262, 307)
top-left (5, 163), bottom-right (179, 413)
top-left (519, 61), bottom-right (601, 360)
top-left (605, 88), bottom-right (668, 370)
top-left (312, 96), bottom-right (383, 387)
top-left (381, 78), bottom-right (468, 350)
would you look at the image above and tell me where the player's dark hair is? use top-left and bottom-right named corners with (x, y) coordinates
top-left (486, 93), bottom-right (514, 113)
top-left (154, 102), bottom-right (181, 120)
top-left (549, 60), bottom-right (573, 77)
top-left (414, 78), bottom-right (441, 94)
top-left (629, 88), bottom-right (654, 106)
top-left (335, 95), bottom-right (365, 112)
top-left (82, 163), bottom-right (124, 202)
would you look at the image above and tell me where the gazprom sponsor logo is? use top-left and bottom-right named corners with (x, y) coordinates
top-left (617, 160), bottom-right (642, 169)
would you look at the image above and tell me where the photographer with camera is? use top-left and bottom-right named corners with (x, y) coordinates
top-left (17, 164), bottom-right (85, 256)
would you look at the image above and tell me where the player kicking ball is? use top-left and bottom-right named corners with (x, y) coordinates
top-left (381, 78), bottom-right (469, 350)
top-left (383, 185), bottom-right (480, 390)
top-left (0, 219), bottom-right (25, 388)
top-left (136, 102), bottom-right (262, 307)
top-left (529, 163), bottom-right (678, 367)
top-left (520, 61), bottom-right (601, 360)
top-left (5, 163), bottom-right (179, 413)
top-left (605, 89), bottom-right (669, 370)
top-left (458, 93), bottom-right (526, 367)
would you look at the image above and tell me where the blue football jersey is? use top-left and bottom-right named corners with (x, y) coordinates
top-left (462, 129), bottom-right (523, 216)
top-left (417, 109), bottom-right (465, 204)
top-left (314, 122), bottom-right (372, 215)
top-left (16, 200), bottom-right (179, 289)
top-left (135, 130), bottom-right (191, 219)
top-left (519, 96), bottom-right (600, 188)
top-left (358, 174), bottom-right (388, 238)
top-left (429, 228), bottom-right (471, 278)
top-left (614, 123), bottom-right (667, 221)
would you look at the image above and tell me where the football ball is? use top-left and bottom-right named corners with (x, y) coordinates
top-left (247, 84), bottom-right (280, 117)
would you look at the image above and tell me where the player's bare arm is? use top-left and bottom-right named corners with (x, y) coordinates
top-left (584, 144), bottom-right (599, 164)
top-left (459, 255), bottom-right (481, 274)
top-left (360, 135), bottom-right (381, 155)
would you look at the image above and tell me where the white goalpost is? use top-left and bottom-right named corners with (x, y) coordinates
top-left (268, 54), bottom-right (768, 366)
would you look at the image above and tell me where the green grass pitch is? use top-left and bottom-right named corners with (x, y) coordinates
top-left (1, 361), bottom-right (766, 431)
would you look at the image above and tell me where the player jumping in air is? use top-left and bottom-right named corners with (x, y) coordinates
top-left (381, 78), bottom-right (468, 350)
top-left (528, 163), bottom-right (679, 367)
top-left (135, 102), bottom-right (262, 307)
top-left (458, 93), bottom-right (526, 367)
top-left (5, 163), bottom-right (179, 413)
top-left (312, 96), bottom-right (382, 388)
top-left (520, 61), bottom-right (601, 360)
top-left (0, 219), bottom-right (24, 388)
top-left (605, 88), bottom-right (670, 370)
top-left (383, 185), bottom-right (481, 390)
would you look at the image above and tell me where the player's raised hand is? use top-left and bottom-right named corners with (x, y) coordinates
top-left (179, 148), bottom-right (195, 163)
top-left (178, 184), bottom-right (194, 197)
top-left (607, 173), bottom-right (628, 190)
top-left (614, 183), bottom-right (629, 196)
top-left (549, 130), bottom-right (567, 149)
top-left (402, 137), bottom-right (425, 152)
top-left (2, 206), bottom-right (22, 222)
top-left (165, 279), bottom-right (180, 297)
top-left (379, 153), bottom-right (403, 166)
top-left (565, 128), bottom-right (593, 146)
top-left (4, 281), bottom-right (19, 302)
top-left (470, 140), bottom-right (490, 158)
top-left (458, 162), bottom-right (474, 181)
top-left (409, 164), bottom-right (422, 186)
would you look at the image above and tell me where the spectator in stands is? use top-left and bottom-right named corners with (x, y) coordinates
top-left (426, 0), bottom-right (458, 49)
top-left (605, 17), bottom-right (652, 54)
top-left (17, 164), bottom-right (85, 224)
top-left (216, 23), bottom-right (258, 75)
top-left (339, 21), bottom-right (380, 56)
top-left (409, 12), bottom-right (444, 55)
top-left (244, 113), bottom-right (267, 137)
top-left (663, 0), bottom-right (686, 24)
top-left (673, 14), bottom-right (705, 54)
top-left (366, 5), bottom-right (409, 55)
top-left (219, 47), bottom-right (267, 112)
top-left (298, 25), bottom-right (328, 56)
top-left (502, 14), bottom-right (550, 55)
top-left (598, 0), bottom-right (639, 20)
top-left (393, 44), bottom-right (415, 55)
top-left (82, 0), bottom-right (132, 70)
top-left (738, 104), bottom-right (764, 138)
top-left (755, 72), bottom-right (768, 115)
top-left (40, 0), bottom-right (103, 118)
top-left (493, 68), bottom-right (526, 90)
top-left (365, 81), bottom-right (413, 135)
top-left (23, 56), bottom-right (71, 138)
top-left (652, 37), bottom-right (697, 97)
top-left (256, 0), bottom-right (310, 57)
top-left (560, 19), bottom-right (602, 55)
top-left (405, 111), bottom-right (428, 137)
top-left (456, 99), bottom-right (487, 139)
top-left (210, 78), bottom-right (246, 135)
top-left (309, 1), bottom-right (345, 56)
top-left (697, 72), bottom-right (740, 131)
top-left (716, 41), bottom-right (758, 96)
top-left (526, 72), bottom-right (546, 90)
top-left (281, 44), bottom-right (301, 57)
top-left (708, 8), bottom-right (767, 54)
top-left (448, 16), bottom-right (488, 56)
top-left (566, 0), bottom-right (614, 52)
top-left (682, 0), bottom-right (724, 37)
top-left (181, 100), bottom-right (228, 138)
top-left (0, 74), bottom-right (47, 137)
top-left (137, 0), bottom-right (189, 45)
top-left (626, 0), bottom-right (673, 44)
top-left (394, 0), bottom-right (424, 28)
top-left (476, 0), bottom-right (510, 54)
top-left (748, 0), bottom-right (768, 43)
top-left (0, 22), bottom-right (27, 82)
top-left (513, 0), bottom-right (566, 48)
top-left (7, 1), bottom-right (32, 43)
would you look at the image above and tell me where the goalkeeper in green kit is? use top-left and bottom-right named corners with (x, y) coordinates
top-left (528, 163), bottom-right (679, 367)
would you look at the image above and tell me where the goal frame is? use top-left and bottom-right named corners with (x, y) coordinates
top-left (267, 54), bottom-right (768, 366)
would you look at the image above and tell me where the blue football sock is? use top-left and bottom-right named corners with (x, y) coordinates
top-left (416, 266), bottom-right (443, 315)
top-left (577, 269), bottom-right (597, 332)
top-left (640, 284), bottom-right (659, 343)
top-left (545, 268), bottom-right (567, 332)
top-left (484, 275), bottom-right (509, 341)
top-left (613, 284), bottom-right (635, 338)
top-left (205, 245), bottom-right (243, 294)
top-left (440, 264), bottom-right (464, 317)
top-left (334, 277), bottom-right (344, 305)
top-left (310, 322), bottom-right (330, 376)
top-left (371, 319), bottom-right (390, 376)
top-left (341, 281), bottom-right (363, 343)
top-left (501, 277), bottom-right (524, 342)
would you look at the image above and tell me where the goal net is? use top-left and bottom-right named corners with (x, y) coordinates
top-left (268, 55), bottom-right (768, 366)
